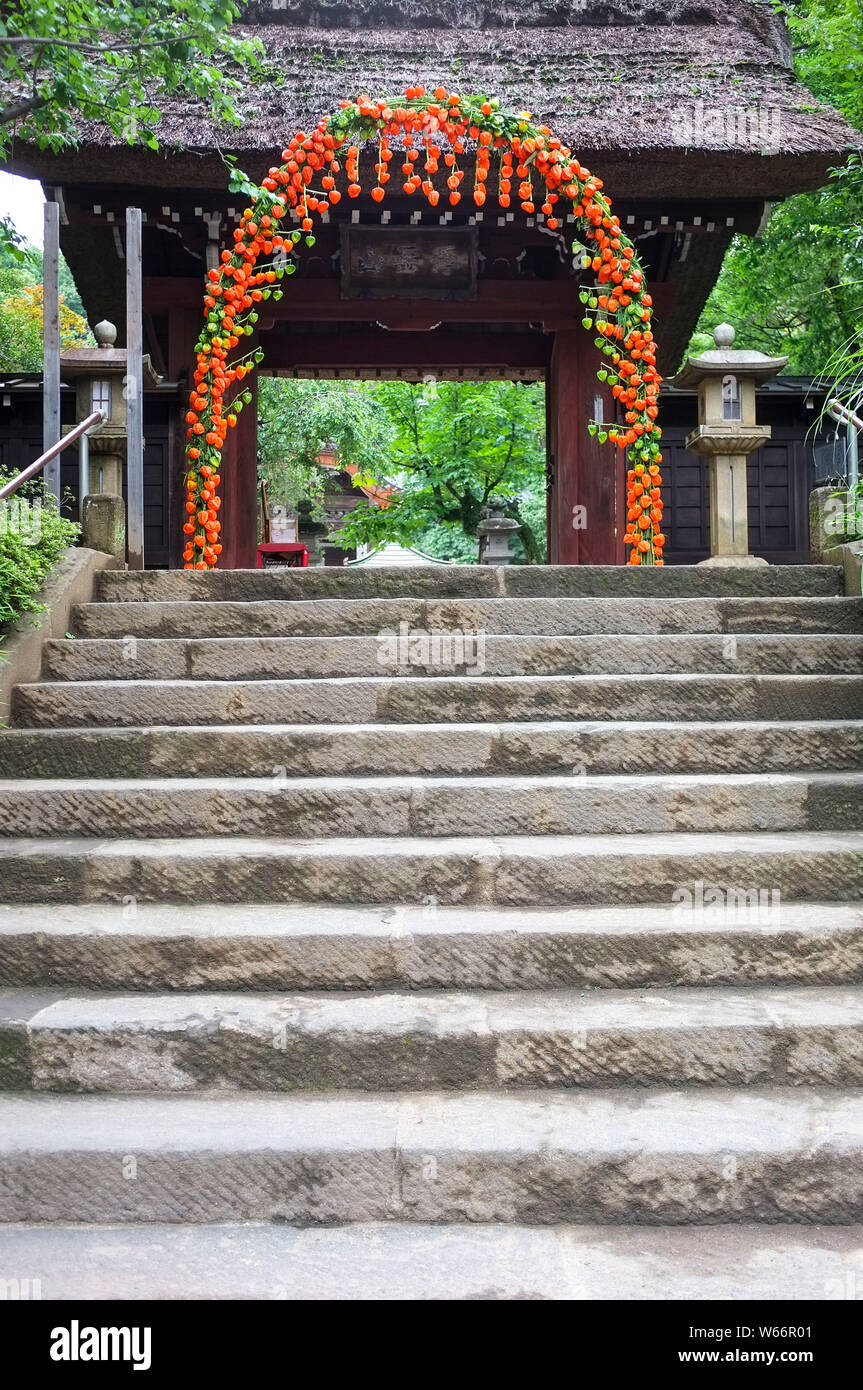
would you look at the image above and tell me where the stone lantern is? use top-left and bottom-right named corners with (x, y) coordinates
top-left (672, 324), bottom-right (787, 566)
top-left (61, 319), bottom-right (161, 497)
top-left (478, 499), bottom-right (521, 565)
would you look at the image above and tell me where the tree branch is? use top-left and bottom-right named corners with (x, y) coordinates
top-left (0, 93), bottom-right (49, 126)
top-left (0, 32), bottom-right (200, 55)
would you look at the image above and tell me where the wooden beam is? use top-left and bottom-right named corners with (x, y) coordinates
top-left (125, 207), bottom-right (145, 570)
top-left (278, 279), bottom-right (583, 327)
top-left (261, 330), bottom-right (550, 372)
top-left (143, 276), bottom-right (582, 326)
top-left (41, 201), bottom-right (61, 502)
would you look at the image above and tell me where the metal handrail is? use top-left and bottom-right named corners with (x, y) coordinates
top-left (0, 410), bottom-right (106, 502)
top-left (827, 399), bottom-right (862, 492)
top-left (827, 398), bottom-right (863, 432)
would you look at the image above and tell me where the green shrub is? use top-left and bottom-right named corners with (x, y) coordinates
top-left (0, 484), bottom-right (80, 629)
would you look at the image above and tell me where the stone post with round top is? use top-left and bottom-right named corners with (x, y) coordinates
top-left (672, 324), bottom-right (787, 566)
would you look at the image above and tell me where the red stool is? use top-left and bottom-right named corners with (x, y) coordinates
top-left (257, 542), bottom-right (309, 569)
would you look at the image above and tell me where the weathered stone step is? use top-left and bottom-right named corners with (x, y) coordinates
top-left (4, 985), bottom-right (862, 1092)
top-left (2, 1088), bottom-right (861, 1223)
top-left (73, 594), bottom-right (863, 640)
top-left (3, 901), bottom-right (861, 992)
top-left (41, 633), bottom-right (863, 682)
top-left (14, 673), bottom-right (863, 728)
top-left (3, 719), bottom-right (861, 779)
top-left (1, 772), bottom-right (861, 839)
top-left (97, 563), bottom-right (845, 603)
top-left (0, 831), bottom-right (860, 905)
top-left (4, 1220), bottom-right (861, 1300)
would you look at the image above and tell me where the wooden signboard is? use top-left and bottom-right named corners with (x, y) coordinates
top-left (340, 225), bottom-right (478, 300)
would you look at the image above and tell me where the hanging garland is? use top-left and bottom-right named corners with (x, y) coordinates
top-left (183, 88), bottom-right (664, 569)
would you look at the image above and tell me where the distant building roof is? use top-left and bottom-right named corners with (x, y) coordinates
top-left (346, 542), bottom-right (456, 566)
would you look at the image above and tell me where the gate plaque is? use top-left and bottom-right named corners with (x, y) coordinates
top-left (340, 225), bottom-right (478, 299)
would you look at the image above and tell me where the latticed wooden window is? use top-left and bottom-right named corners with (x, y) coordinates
top-left (91, 379), bottom-right (111, 416)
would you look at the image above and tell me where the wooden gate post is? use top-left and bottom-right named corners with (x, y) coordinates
top-left (42, 201), bottom-right (61, 504)
top-left (547, 328), bottom-right (621, 565)
top-left (125, 207), bottom-right (145, 570)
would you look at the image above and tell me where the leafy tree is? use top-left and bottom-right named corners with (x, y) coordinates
top-left (336, 380), bottom-right (546, 562)
top-left (258, 378), bottom-right (547, 562)
top-left (0, 262), bottom-right (91, 370)
top-left (257, 377), bottom-right (394, 520)
top-left (0, 1), bottom-right (260, 154)
top-left (413, 522), bottom-right (479, 564)
top-left (688, 164), bottom-right (862, 373)
top-left (512, 488), bottom-right (548, 564)
top-left (0, 213), bottom-right (28, 267)
top-left (689, 0), bottom-right (863, 377)
top-left (0, 2), bottom-right (262, 263)
top-left (5, 242), bottom-right (88, 317)
top-left (785, 0), bottom-right (863, 131)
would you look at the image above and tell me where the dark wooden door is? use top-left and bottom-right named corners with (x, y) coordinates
top-left (143, 436), bottom-right (170, 568)
top-left (661, 427), bottom-right (810, 565)
top-left (660, 435), bottom-right (710, 561)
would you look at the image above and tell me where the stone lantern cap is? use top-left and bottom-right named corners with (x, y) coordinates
top-left (94, 320), bottom-right (117, 347)
top-left (60, 320), bottom-right (162, 384)
top-left (477, 499), bottom-right (520, 536)
top-left (671, 324), bottom-right (788, 388)
top-left (60, 348), bottom-right (162, 384)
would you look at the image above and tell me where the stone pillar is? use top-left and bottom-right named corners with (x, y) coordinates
top-left (89, 443), bottom-right (125, 497)
top-left (810, 485), bottom-right (855, 561)
top-left (707, 454), bottom-right (749, 559)
top-left (672, 324), bottom-right (788, 567)
top-left (82, 494), bottom-right (126, 562)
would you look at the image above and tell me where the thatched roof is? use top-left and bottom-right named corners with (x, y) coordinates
top-left (5, 0), bottom-right (859, 200)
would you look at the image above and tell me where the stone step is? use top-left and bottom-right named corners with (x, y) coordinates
top-left (2, 1088), bottom-right (861, 1223)
top-left (3, 901), bottom-right (861, 992)
top-left (41, 633), bottom-right (863, 682)
top-left (0, 830), bottom-right (859, 905)
top-left (73, 594), bottom-right (863, 639)
top-left (14, 673), bottom-right (863, 728)
top-left (3, 1219), bottom-right (861, 1299)
top-left (2, 719), bottom-right (861, 780)
top-left (96, 563), bottom-right (845, 603)
top-left (1, 772), bottom-right (861, 839)
top-left (4, 984), bottom-right (862, 1092)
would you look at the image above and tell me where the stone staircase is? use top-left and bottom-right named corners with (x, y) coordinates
top-left (1, 562), bottom-right (863, 1300)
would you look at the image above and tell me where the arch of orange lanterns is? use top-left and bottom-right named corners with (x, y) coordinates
top-left (183, 87), bottom-right (664, 569)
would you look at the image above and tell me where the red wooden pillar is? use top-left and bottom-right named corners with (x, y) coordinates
top-left (547, 328), bottom-right (623, 565)
top-left (218, 373), bottom-right (259, 569)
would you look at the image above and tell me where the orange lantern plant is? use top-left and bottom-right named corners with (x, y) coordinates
top-left (184, 88), bottom-right (663, 569)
